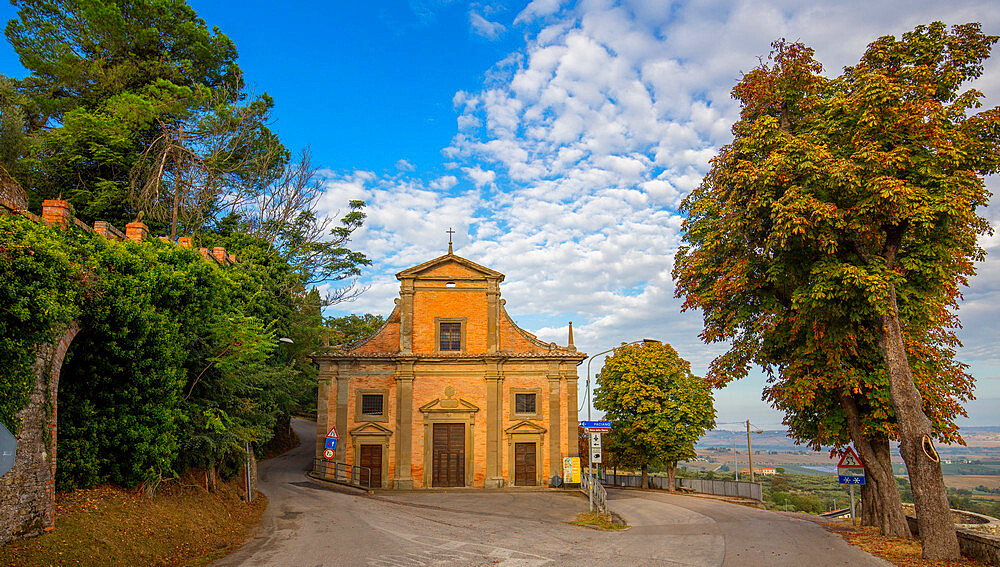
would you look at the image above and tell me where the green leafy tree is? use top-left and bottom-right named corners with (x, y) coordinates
top-left (326, 313), bottom-right (386, 346)
top-left (594, 342), bottom-right (716, 490)
top-left (0, 75), bottom-right (38, 192)
top-left (673, 23), bottom-right (999, 559)
top-left (5, 0), bottom-right (244, 223)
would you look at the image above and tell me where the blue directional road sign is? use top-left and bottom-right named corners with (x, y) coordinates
top-left (324, 437), bottom-right (338, 451)
top-left (580, 421), bottom-right (612, 432)
top-left (839, 475), bottom-right (866, 485)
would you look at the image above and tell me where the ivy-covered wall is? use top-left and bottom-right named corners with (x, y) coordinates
top-left (1, 201), bottom-right (305, 544)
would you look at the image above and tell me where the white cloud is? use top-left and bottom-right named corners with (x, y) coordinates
top-left (430, 175), bottom-right (458, 190)
top-left (469, 11), bottom-right (505, 40)
top-left (461, 166), bottom-right (496, 187)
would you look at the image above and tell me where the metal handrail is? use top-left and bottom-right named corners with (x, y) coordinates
top-left (312, 458), bottom-right (373, 489)
top-left (580, 473), bottom-right (607, 514)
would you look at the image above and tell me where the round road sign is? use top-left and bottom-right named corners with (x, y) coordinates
top-left (324, 448), bottom-right (335, 459)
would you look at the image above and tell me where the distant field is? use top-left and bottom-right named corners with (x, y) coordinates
top-left (944, 474), bottom-right (1000, 491)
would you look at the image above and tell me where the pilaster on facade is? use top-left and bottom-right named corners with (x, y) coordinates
top-left (484, 360), bottom-right (505, 488)
top-left (316, 361), bottom-right (339, 460)
top-left (393, 359), bottom-right (415, 488)
top-left (336, 370), bottom-right (350, 463)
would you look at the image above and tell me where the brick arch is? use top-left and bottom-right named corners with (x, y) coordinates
top-left (0, 322), bottom-right (80, 545)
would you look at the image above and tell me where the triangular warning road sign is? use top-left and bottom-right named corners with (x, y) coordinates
top-left (327, 426), bottom-right (338, 439)
top-left (837, 446), bottom-right (865, 468)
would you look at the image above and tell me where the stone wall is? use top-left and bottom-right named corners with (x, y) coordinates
top-left (0, 324), bottom-right (78, 546)
top-left (905, 515), bottom-right (1000, 565)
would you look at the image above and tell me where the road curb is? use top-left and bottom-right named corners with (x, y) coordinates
top-left (304, 472), bottom-right (374, 496)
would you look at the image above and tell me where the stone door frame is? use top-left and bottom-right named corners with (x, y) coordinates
top-left (349, 422), bottom-right (393, 488)
top-left (504, 420), bottom-right (546, 486)
top-left (419, 391), bottom-right (478, 488)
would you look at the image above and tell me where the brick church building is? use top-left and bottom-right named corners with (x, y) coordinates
top-left (313, 244), bottom-right (585, 488)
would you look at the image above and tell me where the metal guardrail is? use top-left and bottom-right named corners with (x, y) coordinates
top-left (580, 473), bottom-right (607, 514)
top-left (821, 508), bottom-right (852, 518)
top-left (312, 458), bottom-right (372, 490)
top-left (605, 473), bottom-right (763, 501)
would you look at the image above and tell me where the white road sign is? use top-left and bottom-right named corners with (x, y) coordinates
top-left (591, 450), bottom-right (602, 464)
top-left (590, 432), bottom-right (602, 449)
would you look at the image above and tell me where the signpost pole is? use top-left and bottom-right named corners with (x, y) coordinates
top-left (588, 443), bottom-right (593, 512)
top-left (850, 484), bottom-right (856, 526)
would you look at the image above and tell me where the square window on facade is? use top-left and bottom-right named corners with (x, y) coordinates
top-left (515, 393), bottom-right (536, 414)
top-left (361, 394), bottom-right (384, 416)
top-left (440, 322), bottom-right (462, 351)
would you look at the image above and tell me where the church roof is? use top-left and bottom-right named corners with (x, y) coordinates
top-left (395, 252), bottom-right (504, 281)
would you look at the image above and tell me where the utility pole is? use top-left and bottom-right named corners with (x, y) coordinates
top-left (733, 436), bottom-right (738, 481)
top-left (746, 420), bottom-right (755, 483)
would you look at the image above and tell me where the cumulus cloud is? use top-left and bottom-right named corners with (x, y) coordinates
top-left (322, 0), bottom-right (1000, 426)
top-left (462, 166), bottom-right (497, 187)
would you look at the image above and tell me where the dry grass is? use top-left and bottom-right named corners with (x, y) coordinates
top-left (0, 472), bottom-right (265, 567)
top-left (828, 524), bottom-right (986, 567)
top-left (571, 511), bottom-right (629, 530)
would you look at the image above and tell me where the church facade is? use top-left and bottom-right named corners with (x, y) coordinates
top-left (313, 248), bottom-right (585, 488)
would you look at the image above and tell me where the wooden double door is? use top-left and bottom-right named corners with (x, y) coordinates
top-left (514, 442), bottom-right (537, 486)
top-left (432, 423), bottom-right (465, 487)
top-left (359, 444), bottom-right (382, 488)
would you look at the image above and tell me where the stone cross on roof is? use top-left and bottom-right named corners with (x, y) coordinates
top-left (447, 227), bottom-right (455, 254)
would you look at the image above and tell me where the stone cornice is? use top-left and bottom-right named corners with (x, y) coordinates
top-left (311, 351), bottom-right (587, 364)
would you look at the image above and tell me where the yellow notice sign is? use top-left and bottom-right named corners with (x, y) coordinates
top-left (562, 457), bottom-right (581, 483)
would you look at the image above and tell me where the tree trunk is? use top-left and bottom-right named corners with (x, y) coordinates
top-left (170, 126), bottom-right (183, 241)
top-left (207, 463), bottom-right (217, 493)
top-left (840, 393), bottom-right (910, 537)
top-left (879, 281), bottom-right (959, 559)
top-left (641, 464), bottom-right (649, 489)
top-left (666, 462), bottom-right (676, 492)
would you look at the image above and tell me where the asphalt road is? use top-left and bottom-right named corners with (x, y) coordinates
top-left (213, 419), bottom-right (890, 567)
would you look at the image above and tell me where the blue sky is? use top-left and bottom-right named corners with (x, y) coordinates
top-left (2, 0), bottom-right (998, 431)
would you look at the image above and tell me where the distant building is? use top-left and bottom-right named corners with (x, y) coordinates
top-left (739, 467), bottom-right (777, 476)
top-left (312, 246), bottom-right (586, 488)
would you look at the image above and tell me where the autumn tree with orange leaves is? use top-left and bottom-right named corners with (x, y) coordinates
top-left (673, 23), bottom-right (999, 560)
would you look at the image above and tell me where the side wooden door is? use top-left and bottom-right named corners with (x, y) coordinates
top-left (432, 423), bottom-right (465, 487)
top-left (514, 442), bottom-right (536, 486)
top-left (359, 444), bottom-right (382, 488)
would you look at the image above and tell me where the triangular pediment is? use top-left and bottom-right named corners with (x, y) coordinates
top-left (349, 422), bottom-right (394, 436)
top-left (419, 396), bottom-right (480, 414)
top-left (396, 253), bottom-right (504, 281)
top-left (504, 420), bottom-right (547, 435)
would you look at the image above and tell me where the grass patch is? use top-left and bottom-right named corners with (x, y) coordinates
top-left (0, 472), bottom-right (265, 567)
top-left (828, 524), bottom-right (987, 567)
top-left (571, 511), bottom-right (628, 530)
